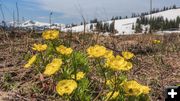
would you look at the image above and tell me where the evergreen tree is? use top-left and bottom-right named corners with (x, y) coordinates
top-left (110, 21), bottom-right (115, 33)
top-left (163, 6), bottom-right (166, 11)
top-left (132, 23), bottom-right (135, 30)
top-left (166, 7), bottom-right (169, 10)
top-left (111, 16), bottom-right (115, 20)
top-left (173, 4), bottom-right (177, 9)
top-left (135, 19), bottom-right (142, 33)
top-left (80, 22), bottom-right (83, 25)
top-left (115, 16), bottom-right (119, 20)
top-left (104, 23), bottom-right (110, 32)
top-left (96, 21), bottom-right (103, 31)
top-left (135, 23), bottom-right (142, 33)
top-left (90, 24), bottom-right (93, 30)
top-left (90, 18), bottom-right (98, 23)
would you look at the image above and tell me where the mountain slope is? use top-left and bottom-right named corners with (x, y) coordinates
top-left (20, 20), bottom-right (50, 27)
top-left (62, 8), bottom-right (180, 35)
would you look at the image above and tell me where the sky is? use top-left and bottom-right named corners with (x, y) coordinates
top-left (0, 0), bottom-right (180, 24)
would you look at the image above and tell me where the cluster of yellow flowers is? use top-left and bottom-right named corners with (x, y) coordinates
top-left (106, 55), bottom-right (133, 71)
top-left (87, 45), bottom-right (134, 71)
top-left (71, 72), bottom-right (85, 80)
top-left (24, 30), bottom-right (151, 99)
top-left (87, 45), bottom-right (150, 98)
top-left (56, 71), bottom-right (85, 96)
top-left (123, 80), bottom-right (150, 96)
top-left (105, 51), bottom-right (134, 71)
top-left (25, 44), bottom-right (48, 68)
top-left (105, 80), bottom-right (150, 99)
top-left (153, 39), bottom-right (161, 44)
top-left (122, 51), bottom-right (134, 60)
top-left (104, 50), bottom-right (114, 59)
top-left (56, 45), bottom-right (73, 55)
top-left (24, 30), bottom-right (79, 96)
top-left (56, 80), bottom-right (77, 96)
top-left (87, 45), bottom-right (107, 58)
top-left (32, 44), bottom-right (47, 52)
top-left (42, 30), bottom-right (59, 40)
top-left (43, 58), bottom-right (62, 76)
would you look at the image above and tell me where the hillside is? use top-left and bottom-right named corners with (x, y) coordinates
top-left (62, 8), bottom-right (180, 35)
top-left (6, 20), bottom-right (65, 30)
top-left (20, 20), bottom-right (50, 28)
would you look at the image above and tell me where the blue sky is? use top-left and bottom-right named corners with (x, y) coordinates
top-left (1, 0), bottom-right (180, 24)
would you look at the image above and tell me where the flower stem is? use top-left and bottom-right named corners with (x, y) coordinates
top-left (93, 59), bottom-right (107, 101)
top-left (106, 72), bottom-right (118, 101)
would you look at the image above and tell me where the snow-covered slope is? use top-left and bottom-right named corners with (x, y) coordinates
top-left (16, 20), bottom-right (65, 30)
top-left (146, 9), bottom-right (180, 20)
top-left (63, 24), bottom-right (93, 32)
top-left (20, 20), bottom-right (50, 27)
top-left (114, 18), bottom-right (137, 35)
top-left (62, 8), bottom-right (180, 35)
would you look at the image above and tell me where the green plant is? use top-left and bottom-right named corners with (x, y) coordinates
top-left (24, 30), bottom-right (151, 101)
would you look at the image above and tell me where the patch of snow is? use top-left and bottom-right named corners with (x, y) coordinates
top-left (63, 8), bottom-right (180, 35)
top-left (114, 18), bottom-right (137, 35)
top-left (20, 20), bottom-right (50, 27)
top-left (156, 30), bottom-right (180, 35)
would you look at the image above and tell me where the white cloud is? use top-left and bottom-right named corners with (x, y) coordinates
top-left (30, 0), bottom-right (147, 20)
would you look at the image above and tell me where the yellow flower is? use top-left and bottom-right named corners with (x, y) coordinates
top-left (72, 72), bottom-right (85, 80)
top-left (141, 86), bottom-right (151, 94)
top-left (24, 55), bottom-right (37, 68)
top-left (122, 51), bottom-right (134, 60)
top-left (32, 44), bottom-right (47, 52)
top-left (104, 50), bottom-right (114, 59)
top-left (120, 62), bottom-right (133, 71)
top-left (56, 80), bottom-right (77, 96)
top-left (123, 80), bottom-right (142, 96)
top-left (153, 40), bottom-right (161, 44)
top-left (87, 45), bottom-right (107, 58)
top-left (43, 58), bottom-right (62, 76)
top-left (106, 91), bottom-right (119, 100)
top-left (56, 45), bottom-right (73, 55)
top-left (106, 55), bottom-right (132, 71)
top-left (42, 30), bottom-right (59, 40)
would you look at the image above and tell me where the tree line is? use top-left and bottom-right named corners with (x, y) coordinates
top-left (89, 20), bottom-right (115, 33)
top-left (135, 16), bottom-right (180, 33)
top-left (111, 4), bottom-right (177, 20)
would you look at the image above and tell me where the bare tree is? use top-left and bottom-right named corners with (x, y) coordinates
top-left (49, 12), bottom-right (53, 28)
top-left (13, 10), bottom-right (15, 28)
top-left (16, 2), bottom-right (20, 33)
top-left (75, 3), bottom-right (87, 35)
top-left (16, 2), bottom-right (19, 26)
top-left (0, 4), bottom-right (5, 27)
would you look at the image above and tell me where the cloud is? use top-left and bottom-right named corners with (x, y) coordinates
top-left (29, 0), bottom-right (146, 19)
top-left (24, 0), bottom-right (180, 23)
